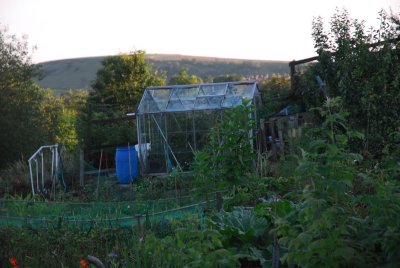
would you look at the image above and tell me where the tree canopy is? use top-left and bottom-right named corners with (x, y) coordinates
top-left (0, 25), bottom-right (53, 169)
top-left (168, 68), bottom-right (202, 85)
top-left (83, 51), bottom-right (166, 150)
top-left (298, 9), bottom-right (400, 156)
top-left (213, 74), bottom-right (243, 83)
top-left (90, 50), bottom-right (165, 113)
top-left (0, 25), bottom-right (38, 90)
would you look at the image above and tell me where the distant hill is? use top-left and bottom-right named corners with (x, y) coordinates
top-left (35, 54), bottom-right (290, 94)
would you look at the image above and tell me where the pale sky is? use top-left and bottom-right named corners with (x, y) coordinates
top-left (1, 0), bottom-right (399, 63)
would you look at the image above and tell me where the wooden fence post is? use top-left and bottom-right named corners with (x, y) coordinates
top-left (216, 192), bottom-right (223, 212)
top-left (79, 149), bottom-right (84, 187)
top-left (260, 119), bottom-right (267, 153)
top-left (270, 120), bottom-right (278, 161)
top-left (135, 214), bottom-right (143, 238)
top-left (277, 120), bottom-right (284, 158)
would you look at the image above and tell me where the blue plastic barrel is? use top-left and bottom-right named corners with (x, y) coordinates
top-left (115, 146), bottom-right (138, 184)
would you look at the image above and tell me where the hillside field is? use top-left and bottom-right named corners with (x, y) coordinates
top-left (35, 54), bottom-right (290, 94)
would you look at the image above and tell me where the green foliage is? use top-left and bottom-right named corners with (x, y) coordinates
top-left (259, 74), bottom-right (290, 93)
top-left (193, 101), bottom-right (256, 189)
top-left (40, 90), bottom-right (88, 151)
top-left (212, 207), bottom-right (269, 241)
top-left (0, 160), bottom-right (31, 197)
top-left (137, 227), bottom-right (239, 267)
top-left (0, 24), bottom-right (39, 89)
top-left (85, 51), bottom-right (165, 150)
top-left (0, 26), bottom-right (88, 172)
top-left (90, 50), bottom-right (165, 113)
top-left (0, 225), bottom-right (136, 267)
top-left (192, 102), bottom-right (257, 206)
top-left (275, 97), bottom-right (400, 267)
top-left (168, 67), bottom-right (202, 85)
top-left (275, 97), bottom-right (363, 267)
top-left (258, 74), bottom-right (292, 118)
top-left (211, 207), bottom-right (272, 267)
top-left (222, 176), bottom-right (291, 210)
top-left (0, 26), bottom-right (57, 169)
top-left (3, 9), bottom-right (400, 268)
top-left (58, 90), bottom-right (89, 148)
top-left (300, 9), bottom-right (400, 156)
top-left (0, 85), bottom-right (52, 168)
top-left (148, 56), bottom-right (288, 84)
top-left (213, 74), bottom-right (244, 83)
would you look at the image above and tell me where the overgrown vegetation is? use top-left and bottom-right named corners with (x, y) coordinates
top-left (296, 8), bottom-right (400, 157)
top-left (1, 8), bottom-right (400, 268)
top-left (193, 100), bottom-right (256, 188)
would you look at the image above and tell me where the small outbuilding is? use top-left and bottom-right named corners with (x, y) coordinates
top-left (136, 81), bottom-right (261, 175)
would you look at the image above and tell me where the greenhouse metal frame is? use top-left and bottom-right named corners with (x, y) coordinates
top-left (136, 81), bottom-right (260, 175)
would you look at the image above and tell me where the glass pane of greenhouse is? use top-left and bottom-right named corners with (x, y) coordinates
top-left (136, 81), bottom-right (260, 175)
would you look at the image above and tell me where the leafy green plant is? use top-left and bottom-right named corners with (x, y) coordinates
top-left (211, 207), bottom-right (272, 267)
top-left (273, 96), bottom-right (400, 267)
top-left (192, 101), bottom-right (256, 198)
top-left (133, 222), bottom-right (239, 267)
top-left (275, 97), bottom-right (366, 267)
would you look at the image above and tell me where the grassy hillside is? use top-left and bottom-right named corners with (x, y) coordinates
top-left (36, 54), bottom-right (290, 94)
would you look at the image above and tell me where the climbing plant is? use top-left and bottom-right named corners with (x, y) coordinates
top-left (192, 100), bottom-right (256, 192)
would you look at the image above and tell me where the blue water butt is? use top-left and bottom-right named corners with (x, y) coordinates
top-left (115, 146), bottom-right (138, 184)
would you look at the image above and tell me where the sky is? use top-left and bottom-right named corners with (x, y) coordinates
top-left (1, 0), bottom-right (399, 63)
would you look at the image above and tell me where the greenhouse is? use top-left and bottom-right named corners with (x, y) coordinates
top-left (136, 81), bottom-right (261, 175)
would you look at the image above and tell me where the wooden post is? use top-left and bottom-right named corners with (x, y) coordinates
top-left (289, 61), bottom-right (296, 91)
top-left (135, 214), bottom-right (143, 238)
top-left (278, 130), bottom-right (284, 156)
top-left (86, 104), bottom-right (92, 155)
top-left (277, 120), bottom-right (284, 158)
top-left (79, 149), bottom-right (84, 187)
top-left (192, 111), bottom-right (197, 151)
top-left (216, 191), bottom-right (223, 212)
top-left (270, 120), bottom-right (278, 161)
top-left (95, 149), bottom-right (103, 200)
top-left (260, 119), bottom-right (267, 153)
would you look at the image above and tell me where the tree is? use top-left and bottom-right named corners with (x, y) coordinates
top-left (51, 90), bottom-right (89, 151)
top-left (258, 74), bottom-right (291, 118)
top-left (91, 50), bottom-right (165, 113)
top-left (168, 68), bottom-right (202, 85)
top-left (0, 25), bottom-right (53, 169)
top-left (301, 9), bottom-right (400, 156)
top-left (259, 74), bottom-right (290, 93)
top-left (85, 51), bottom-right (165, 150)
top-left (213, 74), bottom-right (243, 83)
top-left (0, 25), bottom-right (39, 90)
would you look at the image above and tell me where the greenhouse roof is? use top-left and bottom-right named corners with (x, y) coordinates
top-left (137, 81), bottom-right (258, 114)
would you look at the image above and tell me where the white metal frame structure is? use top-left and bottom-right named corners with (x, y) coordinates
top-left (136, 81), bottom-right (261, 175)
top-left (28, 144), bottom-right (59, 195)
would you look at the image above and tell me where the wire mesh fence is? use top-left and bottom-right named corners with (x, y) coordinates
top-left (0, 195), bottom-right (219, 228)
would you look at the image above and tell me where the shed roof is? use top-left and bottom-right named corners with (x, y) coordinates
top-left (137, 81), bottom-right (258, 114)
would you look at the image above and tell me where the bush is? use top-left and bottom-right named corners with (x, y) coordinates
top-left (0, 160), bottom-right (31, 197)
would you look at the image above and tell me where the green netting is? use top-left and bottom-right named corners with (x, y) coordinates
top-left (0, 197), bottom-right (216, 228)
